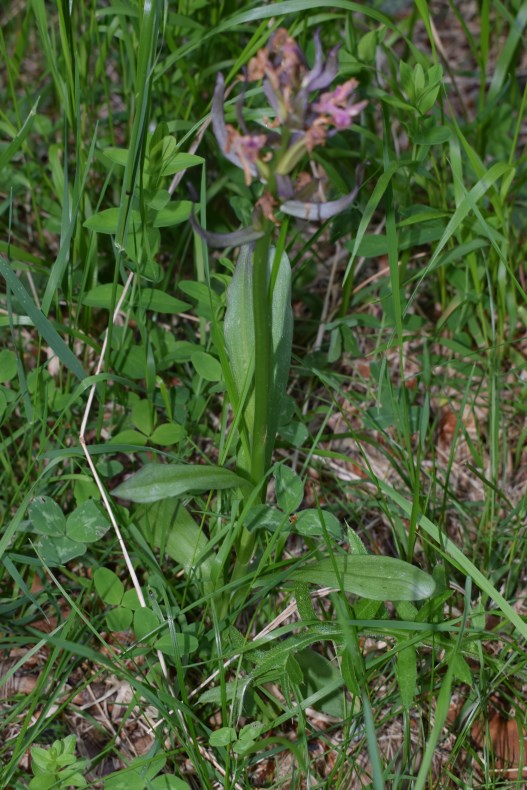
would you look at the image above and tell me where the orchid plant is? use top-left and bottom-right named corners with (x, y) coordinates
top-left (199, 29), bottom-right (367, 518)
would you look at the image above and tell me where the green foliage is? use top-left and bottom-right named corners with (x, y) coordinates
top-left (28, 496), bottom-right (111, 566)
top-left (292, 555), bottom-right (436, 601)
top-left (29, 735), bottom-right (87, 790)
top-left (0, 2), bottom-right (526, 787)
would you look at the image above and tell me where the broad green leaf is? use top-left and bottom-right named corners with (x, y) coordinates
top-left (0, 389), bottom-right (8, 422)
top-left (94, 567), bottom-right (124, 605)
top-left (97, 458), bottom-right (124, 477)
top-left (110, 343), bottom-right (148, 380)
top-left (104, 774), bottom-right (146, 790)
top-left (178, 280), bottom-right (221, 320)
top-left (274, 465), bottom-right (303, 513)
top-left (244, 505), bottom-right (287, 533)
top-left (28, 496), bottom-right (66, 537)
top-left (448, 649), bottom-right (472, 685)
top-left (0, 349), bottom-right (17, 382)
top-left (106, 606), bottom-right (133, 632)
top-left (152, 201), bottom-right (192, 227)
top-left (147, 189), bottom-right (171, 211)
top-left (134, 607), bottom-right (159, 641)
top-left (138, 289), bottom-right (190, 314)
top-left (156, 630), bottom-right (199, 656)
top-left (295, 648), bottom-right (346, 718)
top-left (109, 430), bottom-right (148, 446)
top-left (150, 423), bottom-right (186, 445)
top-left (239, 722), bottom-right (265, 742)
top-left (66, 500), bottom-right (111, 543)
top-left (198, 679), bottom-right (254, 707)
top-left (396, 644), bottom-right (417, 710)
top-left (113, 463), bottom-right (249, 503)
top-left (279, 420), bottom-right (308, 447)
top-left (121, 589), bottom-right (144, 610)
top-left (131, 398), bottom-right (155, 436)
top-left (191, 350), bottom-right (222, 381)
top-left (83, 208), bottom-right (141, 235)
top-left (35, 535), bottom-right (86, 566)
top-left (294, 509), bottom-right (341, 539)
top-left (81, 284), bottom-right (125, 309)
top-left (135, 499), bottom-right (213, 578)
top-left (158, 152), bottom-right (203, 177)
top-left (151, 777), bottom-right (190, 790)
top-left (209, 727), bottom-right (237, 747)
top-left (411, 125), bottom-right (450, 146)
top-left (128, 755), bottom-right (166, 782)
top-left (285, 653), bottom-right (303, 684)
top-left (126, 258), bottom-right (163, 283)
top-left (102, 147), bottom-right (129, 167)
top-left (292, 555), bottom-right (436, 601)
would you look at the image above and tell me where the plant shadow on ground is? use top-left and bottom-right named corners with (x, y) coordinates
top-left (0, 1), bottom-right (527, 788)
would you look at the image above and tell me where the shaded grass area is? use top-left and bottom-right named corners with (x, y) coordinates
top-left (0, 1), bottom-right (526, 787)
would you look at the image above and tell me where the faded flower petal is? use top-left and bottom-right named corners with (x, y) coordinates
top-left (190, 210), bottom-right (265, 247)
top-left (303, 119), bottom-right (327, 152)
top-left (275, 173), bottom-right (295, 200)
top-left (304, 42), bottom-right (340, 92)
top-left (212, 73), bottom-right (259, 177)
top-left (281, 183), bottom-right (360, 221)
top-left (314, 79), bottom-right (368, 129)
top-left (269, 28), bottom-right (306, 83)
top-left (263, 79), bottom-right (283, 119)
top-left (248, 48), bottom-right (270, 82)
top-left (226, 125), bottom-right (267, 185)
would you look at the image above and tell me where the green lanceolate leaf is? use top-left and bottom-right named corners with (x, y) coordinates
top-left (292, 555), bottom-right (435, 601)
top-left (224, 245), bottom-right (292, 469)
top-left (113, 463), bottom-right (249, 503)
top-left (223, 245), bottom-right (255, 451)
top-left (135, 499), bottom-right (214, 579)
top-left (396, 643), bottom-right (417, 710)
top-left (268, 247), bottom-right (293, 463)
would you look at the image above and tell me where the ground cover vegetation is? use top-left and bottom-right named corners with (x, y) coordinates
top-left (0, 0), bottom-right (526, 787)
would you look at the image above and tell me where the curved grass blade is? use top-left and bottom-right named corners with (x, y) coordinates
top-left (0, 256), bottom-right (86, 382)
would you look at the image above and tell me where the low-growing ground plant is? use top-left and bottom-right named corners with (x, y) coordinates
top-left (1, 1), bottom-right (527, 788)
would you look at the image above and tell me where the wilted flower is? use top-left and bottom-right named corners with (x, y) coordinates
top-left (225, 126), bottom-right (267, 186)
top-left (201, 28), bottom-right (366, 244)
top-left (313, 79), bottom-right (368, 129)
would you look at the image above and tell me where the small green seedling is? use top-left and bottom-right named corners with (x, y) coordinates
top-left (29, 734), bottom-right (87, 790)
